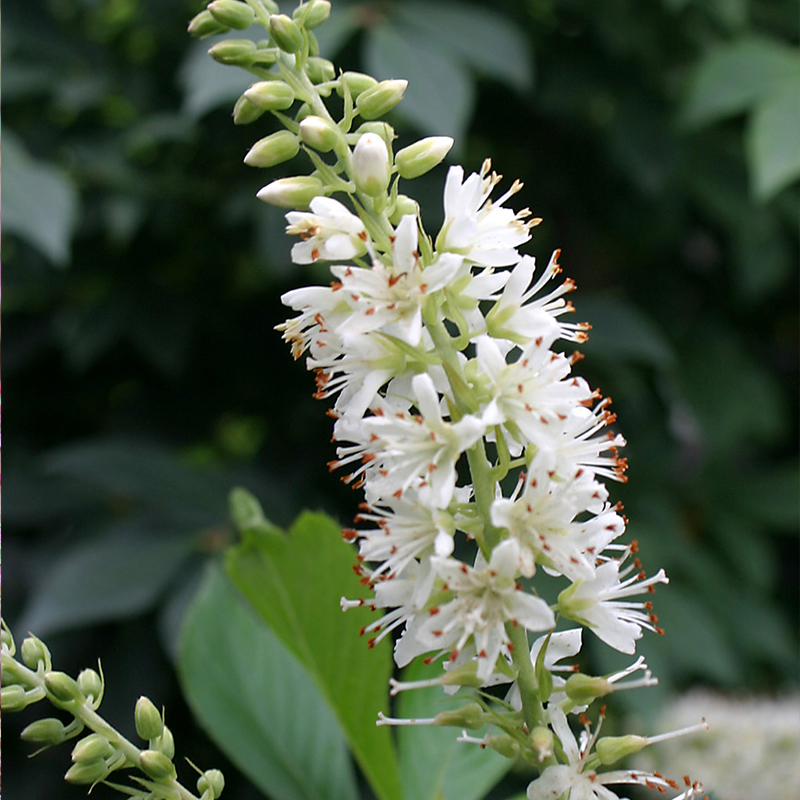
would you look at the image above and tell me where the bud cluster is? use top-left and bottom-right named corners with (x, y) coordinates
top-left (2, 621), bottom-right (224, 799)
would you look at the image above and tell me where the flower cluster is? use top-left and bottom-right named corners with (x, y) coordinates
top-left (189, 1), bottom-right (709, 796)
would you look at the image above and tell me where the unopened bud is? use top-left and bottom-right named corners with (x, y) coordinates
top-left (2, 625), bottom-right (15, 652)
top-left (269, 14), bottom-right (304, 53)
top-left (299, 115), bottom-right (339, 152)
top-left (140, 749), bottom-right (177, 781)
top-left (244, 131), bottom-right (300, 168)
top-left (433, 702), bottom-right (485, 730)
top-left (2, 684), bottom-right (30, 711)
top-left (564, 673), bottom-right (610, 706)
top-left (396, 137), bottom-right (453, 179)
top-left (294, 0), bottom-right (331, 29)
top-left (77, 668), bottom-right (103, 704)
top-left (208, 38), bottom-right (257, 66)
top-left (305, 56), bottom-right (336, 84)
top-left (529, 725), bottom-right (554, 763)
top-left (352, 133), bottom-right (390, 197)
top-left (257, 176), bottom-right (324, 209)
top-left (72, 733), bottom-right (112, 763)
top-left (21, 634), bottom-right (52, 671)
top-left (21, 717), bottom-right (68, 746)
top-left (45, 671), bottom-right (84, 704)
top-left (244, 80), bottom-right (295, 110)
top-left (198, 768), bottom-right (226, 799)
top-left (596, 734), bottom-right (648, 766)
top-left (389, 194), bottom-right (419, 225)
top-left (135, 696), bottom-right (164, 741)
top-left (337, 71), bottom-right (378, 99)
top-left (208, 0), bottom-right (255, 29)
top-left (233, 95), bottom-right (266, 125)
top-left (188, 9), bottom-right (229, 38)
top-left (355, 79), bottom-right (407, 120)
top-left (153, 725), bottom-right (175, 759)
top-left (65, 759), bottom-right (110, 785)
top-left (486, 734), bottom-right (520, 758)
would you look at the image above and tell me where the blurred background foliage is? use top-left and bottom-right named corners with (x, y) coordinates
top-left (3, 0), bottom-right (798, 797)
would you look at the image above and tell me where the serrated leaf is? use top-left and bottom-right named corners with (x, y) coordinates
top-left (396, 659), bottom-right (511, 800)
top-left (681, 37), bottom-right (800, 127)
top-left (747, 77), bottom-right (800, 199)
top-left (2, 130), bottom-right (80, 266)
top-left (18, 525), bottom-right (197, 636)
top-left (394, 2), bottom-right (533, 93)
top-left (227, 510), bottom-right (403, 800)
top-left (179, 564), bottom-right (359, 800)
top-left (364, 22), bottom-right (474, 144)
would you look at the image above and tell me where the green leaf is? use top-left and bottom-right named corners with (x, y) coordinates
top-left (227, 510), bottom-right (403, 800)
top-left (18, 526), bottom-right (197, 636)
top-left (364, 22), bottom-right (474, 144)
top-left (747, 77), bottom-right (800, 199)
top-left (681, 37), bottom-right (800, 127)
top-left (2, 130), bottom-right (80, 266)
top-left (396, 660), bottom-right (511, 800)
top-left (179, 564), bottom-right (359, 800)
top-left (394, 2), bottom-right (533, 93)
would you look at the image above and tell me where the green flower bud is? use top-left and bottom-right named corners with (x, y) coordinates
top-left (244, 81), bottom-right (295, 111)
top-left (65, 759), bottom-right (110, 785)
top-left (433, 702), bottom-right (485, 730)
top-left (2, 684), bottom-right (30, 711)
top-left (208, 0), bottom-right (255, 30)
top-left (564, 673), bottom-right (611, 706)
top-left (72, 733), bottom-right (112, 763)
top-left (596, 734), bottom-right (648, 766)
top-left (356, 79), bottom-right (408, 120)
top-left (486, 734), bottom-right (520, 758)
top-left (21, 717), bottom-right (68, 746)
top-left (140, 749), bottom-right (177, 781)
top-left (294, 0), bottom-right (331, 30)
top-left (352, 132), bottom-right (391, 197)
top-left (337, 71), bottom-right (378, 99)
top-left (395, 136), bottom-right (453, 179)
top-left (389, 194), bottom-right (420, 225)
top-left (529, 725), bottom-right (554, 763)
top-left (244, 131), bottom-right (300, 168)
top-left (233, 94), bottom-right (267, 125)
top-left (257, 176), bottom-right (324, 209)
top-left (355, 121), bottom-right (396, 143)
top-left (45, 671), bottom-right (84, 704)
top-left (135, 696), bottom-right (164, 741)
top-left (299, 115), bottom-right (339, 152)
top-left (21, 634), bottom-right (52, 671)
top-left (269, 14), bottom-right (304, 54)
top-left (1, 624), bottom-right (15, 652)
top-left (153, 725), bottom-right (175, 759)
top-left (77, 668), bottom-right (103, 704)
top-left (197, 769), bottom-right (226, 799)
top-left (208, 38), bottom-right (257, 66)
top-left (188, 9), bottom-right (229, 38)
top-left (305, 56), bottom-right (336, 84)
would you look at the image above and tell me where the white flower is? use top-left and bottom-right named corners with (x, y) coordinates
top-left (285, 196), bottom-right (367, 264)
top-left (436, 160), bottom-right (537, 266)
top-left (395, 539), bottom-right (556, 680)
top-left (558, 558), bottom-right (669, 654)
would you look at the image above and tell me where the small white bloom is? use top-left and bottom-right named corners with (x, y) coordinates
top-left (285, 196), bottom-right (367, 264)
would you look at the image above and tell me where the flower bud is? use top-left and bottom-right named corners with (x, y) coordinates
top-left (2, 684), bottom-right (30, 711)
top-left (529, 725), bottom-right (554, 763)
top-left (352, 133), bottom-right (390, 197)
top-left (395, 136), bottom-right (453, 179)
top-left (305, 56), bottom-right (336, 84)
top-left (244, 131), bottom-right (300, 168)
top-left (140, 749), bottom-right (177, 781)
top-left (77, 668), bottom-right (103, 704)
top-left (596, 734), bottom-right (648, 766)
top-left (135, 696), bottom-right (164, 741)
top-left (244, 80), bottom-right (295, 111)
top-left (299, 115), bottom-right (339, 152)
top-left (257, 176), bottom-right (324, 209)
top-left (187, 9), bottom-right (229, 38)
top-left (45, 671), bottom-right (84, 704)
top-left (72, 733), bottom-right (112, 763)
top-left (433, 702), bottom-right (485, 730)
top-left (269, 14), bottom-right (304, 53)
top-left (65, 760), bottom-right (110, 785)
top-left (564, 673), bottom-right (611, 706)
top-left (153, 725), bottom-right (175, 759)
top-left (198, 769), bottom-right (226, 799)
top-left (337, 71), bottom-right (378, 99)
top-left (21, 634), bottom-right (52, 671)
top-left (486, 734), bottom-right (520, 758)
top-left (208, 38), bottom-right (257, 66)
top-left (389, 194), bottom-right (419, 225)
top-left (294, 0), bottom-right (331, 30)
top-left (233, 95), bottom-right (267, 125)
top-left (2, 624), bottom-right (15, 652)
top-left (355, 79), bottom-right (407, 120)
top-left (21, 717), bottom-right (68, 746)
top-left (208, 0), bottom-right (255, 29)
